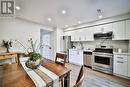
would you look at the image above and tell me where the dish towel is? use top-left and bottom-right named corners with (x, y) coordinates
top-left (20, 57), bottom-right (60, 87)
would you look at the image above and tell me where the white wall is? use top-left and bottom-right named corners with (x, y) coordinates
top-left (128, 40), bottom-right (130, 53)
top-left (0, 18), bottom-right (54, 53)
top-left (55, 28), bottom-right (64, 52)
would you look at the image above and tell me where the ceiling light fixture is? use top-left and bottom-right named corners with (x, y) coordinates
top-left (62, 10), bottom-right (66, 14)
top-left (47, 18), bottom-right (52, 22)
top-left (97, 9), bottom-right (103, 19)
top-left (15, 6), bottom-right (21, 10)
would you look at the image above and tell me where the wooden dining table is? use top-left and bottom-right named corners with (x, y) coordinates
top-left (0, 59), bottom-right (71, 87)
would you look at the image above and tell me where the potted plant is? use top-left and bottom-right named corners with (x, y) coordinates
top-left (1, 40), bottom-right (12, 53)
top-left (25, 52), bottom-right (42, 69)
top-left (24, 38), bottom-right (43, 69)
top-left (16, 38), bottom-right (51, 69)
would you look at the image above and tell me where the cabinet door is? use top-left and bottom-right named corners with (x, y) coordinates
top-left (93, 26), bottom-right (102, 33)
top-left (71, 35), bottom-right (79, 41)
top-left (126, 20), bottom-right (130, 39)
top-left (128, 56), bottom-right (130, 77)
top-left (84, 27), bottom-right (94, 41)
top-left (112, 21), bottom-right (125, 40)
top-left (101, 23), bottom-right (113, 32)
top-left (76, 50), bottom-right (83, 65)
top-left (71, 35), bottom-right (75, 41)
top-left (64, 32), bottom-right (70, 36)
top-left (69, 50), bottom-right (83, 65)
top-left (69, 49), bottom-right (76, 63)
top-left (71, 31), bottom-right (79, 41)
top-left (78, 29), bottom-right (85, 41)
top-left (114, 55), bottom-right (128, 76)
top-left (93, 23), bottom-right (113, 33)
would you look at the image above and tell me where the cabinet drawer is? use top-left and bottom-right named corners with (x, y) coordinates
top-left (114, 55), bottom-right (127, 61)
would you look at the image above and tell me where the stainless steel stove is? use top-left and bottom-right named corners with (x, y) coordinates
top-left (92, 47), bottom-right (113, 74)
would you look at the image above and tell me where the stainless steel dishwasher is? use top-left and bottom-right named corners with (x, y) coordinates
top-left (83, 51), bottom-right (92, 67)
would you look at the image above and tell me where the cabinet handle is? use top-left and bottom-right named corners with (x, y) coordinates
top-left (117, 57), bottom-right (123, 59)
top-left (117, 61), bottom-right (123, 63)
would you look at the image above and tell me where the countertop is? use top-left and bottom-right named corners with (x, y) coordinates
top-left (58, 51), bottom-right (67, 54)
top-left (69, 49), bottom-right (94, 52)
top-left (113, 52), bottom-right (130, 56)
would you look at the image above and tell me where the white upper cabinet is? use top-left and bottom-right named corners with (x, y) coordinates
top-left (65, 19), bottom-right (130, 42)
top-left (101, 23), bottom-right (113, 32)
top-left (71, 30), bottom-right (79, 41)
top-left (128, 55), bottom-right (130, 77)
top-left (84, 27), bottom-right (94, 41)
top-left (70, 28), bottom-right (94, 42)
top-left (112, 21), bottom-right (125, 40)
top-left (126, 20), bottom-right (130, 39)
top-left (64, 31), bottom-right (71, 36)
top-left (93, 23), bottom-right (113, 33)
top-left (77, 29), bottom-right (84, 41)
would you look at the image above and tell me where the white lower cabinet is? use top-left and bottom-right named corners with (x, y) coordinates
top-left (113, 54), bottom-right (128, 77)
top-left (69, 49), bottom-right (83, 65)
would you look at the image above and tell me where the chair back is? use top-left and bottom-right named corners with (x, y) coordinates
top-left (73, 65), bottom-right (84, 87)
top-left (55, 53), bottom-right (67, 66)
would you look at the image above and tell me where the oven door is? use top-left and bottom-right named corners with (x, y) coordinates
top-left (93, 52), bottom-right (113, 70)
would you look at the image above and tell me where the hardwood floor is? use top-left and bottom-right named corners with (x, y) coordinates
top-left (66, 63), bottom-right (130, 87)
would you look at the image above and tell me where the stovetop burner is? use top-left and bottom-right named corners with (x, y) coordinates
top-left (93, 48), bottom-right (113, 54)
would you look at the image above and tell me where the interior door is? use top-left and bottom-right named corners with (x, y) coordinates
top-left (41, 32), bottom-right (52, 60)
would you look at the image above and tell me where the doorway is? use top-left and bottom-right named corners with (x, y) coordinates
top-left (40, 29), bottom-right (53, 60)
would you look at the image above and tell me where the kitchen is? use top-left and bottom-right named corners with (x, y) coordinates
top-left (60, 13), bottom-right (130, 79)
top-left (0, 0), bottom-right (130, 87)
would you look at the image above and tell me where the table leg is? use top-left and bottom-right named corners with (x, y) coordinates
top-left (15, 54), bottom-right (19, 63)
top-left (64, 72), bottom-right (70, 87)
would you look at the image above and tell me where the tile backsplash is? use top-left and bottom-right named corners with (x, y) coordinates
top-left (73, 39), bottom-right (129, 52)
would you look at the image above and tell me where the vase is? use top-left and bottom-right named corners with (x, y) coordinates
top-left (6, 48), bottom-right (9, 53)
top-left (25, 59), bottom-right (41, 69)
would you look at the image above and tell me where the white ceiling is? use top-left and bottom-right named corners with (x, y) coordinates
top-left (15, 0), bottom-right (130, 29)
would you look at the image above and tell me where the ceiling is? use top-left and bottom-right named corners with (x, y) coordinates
top-left (15, 0), bottom-right (130, 29)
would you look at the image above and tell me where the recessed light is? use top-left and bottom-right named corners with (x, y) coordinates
top-left (15, 6), bottom-right (21, 10)
top-left (62, 10), bottom-right (66, 14)
top-left (65, 25), bottom-right (69, 27)
top-left (47, 18), bottom-right (52, 22)
top-left (98, 15), bottom-right (103, 19)
top-left (78, 21), bottom-right (81, 24)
